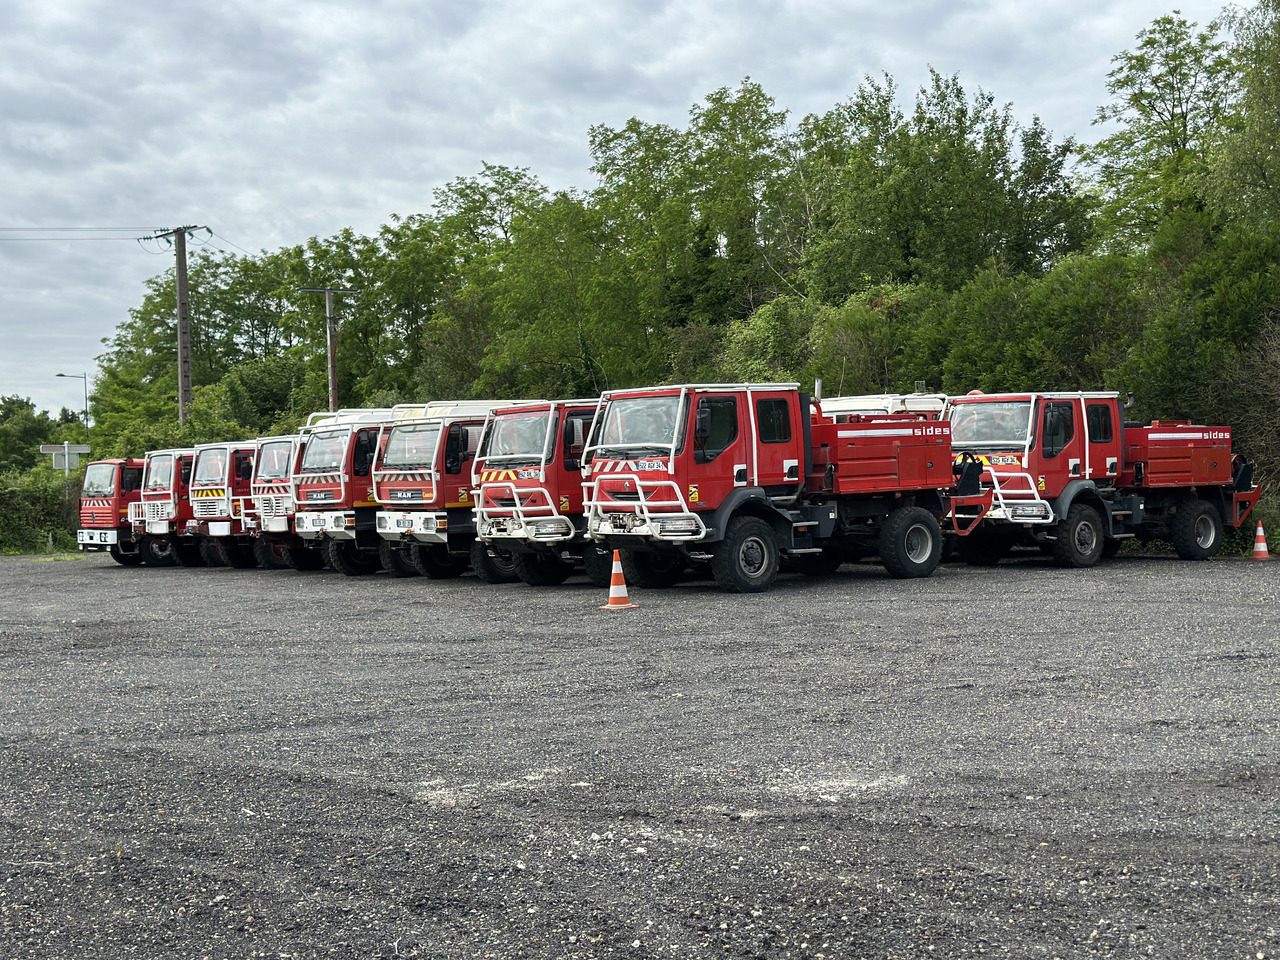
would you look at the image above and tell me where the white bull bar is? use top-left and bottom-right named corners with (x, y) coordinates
top-left (474, 481), bottom-right (575, 543)
top-left (978, 467), bottom-right (1056, 523)
top-left (582, 474), bottom-right (707, 542)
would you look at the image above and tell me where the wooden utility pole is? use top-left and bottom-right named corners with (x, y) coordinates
top-left (297, 287), bottom-right (359, 411)
top-left (154, 225), bottom-right (205, 423)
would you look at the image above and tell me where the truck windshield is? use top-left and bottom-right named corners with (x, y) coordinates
top-left (144, 455), bottom-right (174, 491)
top-left (299, 430), bottom-right (348, 472)
top-left (82, 462), bottom-right (117, 497)
top-left (256, 440), bottom-right (294, 481)
top-left (381, 423), bottom-right (441, 469)
top-left (483, 413), bottom-right (551, 465)
top-left (193, 449), bottom-right (228, 484)
top-left (950, 401), bottom-right (1032, 446)
top-left (594, 395), bottom-right (684, 458)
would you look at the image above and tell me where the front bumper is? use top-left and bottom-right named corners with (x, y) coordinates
top-left (297, 510), bottom-right (356, 540)
top-left (375, 510), bottom-right (448, 544)
top-left (587, 511), bottom-right (707, 542)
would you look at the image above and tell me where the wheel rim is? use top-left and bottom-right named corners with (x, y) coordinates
top-left (1074, 520), bottom-right (1097, 555)
top-left (737, 535), bottom-right (768, 579)
top-left (1194, 514), bottom-right (1216, 549)
top-left (151, 541), bottom-right (172, 559)
top-left (904, 522), bottom-right (934, 564)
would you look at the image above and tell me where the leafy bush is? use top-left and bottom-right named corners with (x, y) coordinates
top-left (0, 468), bottom-right (81, 555)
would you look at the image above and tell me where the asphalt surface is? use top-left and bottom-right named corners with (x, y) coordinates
top-left (1, 551), bottom-right (1277, 959)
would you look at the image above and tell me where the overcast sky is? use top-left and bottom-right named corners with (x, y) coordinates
top-left (1, 0), bottom-right (1227, 420)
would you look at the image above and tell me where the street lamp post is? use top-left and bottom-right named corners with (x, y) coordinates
top-left (55, 372), bottom-right (89, 427)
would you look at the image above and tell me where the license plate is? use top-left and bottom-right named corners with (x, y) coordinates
top-left (396, 519), bottom-right (413, 528)
top-left (310, 516), bottom-right (327, 527)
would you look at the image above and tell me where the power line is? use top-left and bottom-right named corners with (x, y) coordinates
top-left (0, 226), bottom-right (156, 231)
top-left (0, 236), bottom-right (148, 242)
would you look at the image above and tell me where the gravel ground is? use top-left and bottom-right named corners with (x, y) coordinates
top-left (1, 551), bottom-right (1278, 959)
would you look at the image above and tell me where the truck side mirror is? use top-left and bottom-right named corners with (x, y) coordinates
top-left (695, 405), bottom-right (711, 441)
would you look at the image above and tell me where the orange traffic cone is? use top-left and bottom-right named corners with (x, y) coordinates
top-left (1253, 522), bottom-right (1270, 561)
top-left (600, 549), bottom-right (639, 610)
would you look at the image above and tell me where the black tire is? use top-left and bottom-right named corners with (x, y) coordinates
top-left (378, 540), bottom-right (420, 577)
top-left (108, 544), bottom-right (143, 566)
top-left (411, 544), bottom-right (467, 579)
top-left (139, 537), bottom-right (177, 567)
top-left (253, 538), bottom-right (291, 569)
top-left (1051, 503), bottom-right (1105, 568)
top-left (1170, 499), bottom-right (1223, 561)
top-left (791, 547), bottom-right (845, 578)
top-left (200, 539), bottom-right (226, 567)
top-left (878, 506), bottom-right (943, 579)
top-left (710, 516), bottom-right (779, 593)
top-left (173, 539), bottom-right (207, 567)
top-left (957, 526), bottom-right (1010, 567)
top-left (280, 544), bottom-right (326, 571)
top-left (513, 551), bottom-right (573, 586)
top-left (619, 549), bottom-right (685, 588)
top-left (582, 545), bottom-right (615, 588)
top-left (221, 542), bottom-right (260, 569)
top-left (327, 539), bottom-right (381, 576)
top-left (469, 539), bottom-right (520, 584)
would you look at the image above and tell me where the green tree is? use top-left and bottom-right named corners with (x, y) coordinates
top-left (0, 397), bottom-right (64, 474)
top-left (803, 71), bottom-right (1088, 302)
top-left (1086, 12), bottom-right (1240, 246)
top-left (1208, 0), bottom-right (1280, 225)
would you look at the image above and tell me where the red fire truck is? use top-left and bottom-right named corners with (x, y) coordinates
top-left (184, 440), bottom-right (259, 567)
top-left (581, 383), bottom-right (966, 592)
top-left (127, 448), bottom-right (202, 566)
top-left (372, 401), bottom-right (523, 581)
top-left (945, 391), bottom-right (1262, 566)
top-left (471, 399), bottom-right (614, 586)
top-left (292, 408), bottom-right (397, 575)
top-left (76, 458), bottom-right (145, 564)
top-left (246, 432), bottom-right (316, 570)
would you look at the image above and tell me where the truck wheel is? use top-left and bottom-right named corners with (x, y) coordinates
top-left (139, 538), bottom-right (177, 567)
top-left (1170, 499), bottom-right (1223, 560)
top-left (582, 545), bottom-right (615, 588)
top-left (200, 540), bottom-right (226, 567)
top-left (878, 507), bottom-right (943, 579)
top-left (253, 538), bottom-right (291, 569)
top-left (173, 539), bottom-right (207, 567)
top-left (378, 540), bottom-right (420, 577)
top-left (108, 544), bottom-right (143, 566)
top-left (470, 540), bottom-right (520, 584)
top-left (411, 544), bottom-right (467, 579)
top-left (513, 551), bottom-right (573, 586)
top-left (280, 544), bottom-right (326, 571)
top-left (221, 543), bottom-right (259, 569)
top-left (327, 540), bottom-right (380, 576)
top-left (1051, 504), bottom-right (1104, 568)
top-left (620, 550), bottom-right (685, 588)
top-left (711, 516), bottom-right (779, 593)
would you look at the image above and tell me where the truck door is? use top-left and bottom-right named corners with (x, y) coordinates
top-left (1038, 399), bottom-right (1087, 497)
top-left (751, 391), bottom-right (802, 495)
top-left (1083, 399), bottom-right (1122, 483)
top-left (686, 392), bottom-right (749, 509)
